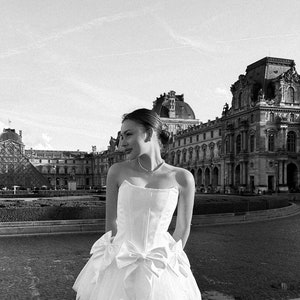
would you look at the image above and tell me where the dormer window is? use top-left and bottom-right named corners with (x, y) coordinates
top-left (287, 87), bottom-right (295, 103)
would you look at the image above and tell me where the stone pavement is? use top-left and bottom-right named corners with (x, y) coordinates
top-left (0, 209), bottom-right (300, 300)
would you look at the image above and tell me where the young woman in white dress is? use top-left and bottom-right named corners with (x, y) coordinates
top-left (73, 108), bottom-right (201, 299)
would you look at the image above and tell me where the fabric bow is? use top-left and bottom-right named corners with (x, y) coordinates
top-left (116, 241), bottom-right (168, 299)
top-left (90, 231), bottom-right (116, 283)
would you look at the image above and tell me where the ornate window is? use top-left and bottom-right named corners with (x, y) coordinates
top-left (183, 149), bottom-right (187, 163)
top-left (176, 150), bottom-right (181, 165)
top-left (195, 146), bottom-right (200, 160)
top-left (250, 134), bottom-right (255, 152)
top-left (290, 113), bottom-right (295, 122)
top-left (236, 134), bottom-right (241, 154)
top-left (202, 144), bottom-right (207, 160)
top-left (287, 87), bottom-right (295, 103)
top-left (287, 131), bottom-right (296, 152)
top-left (268, 133), bottom-right (275, 151)
top-left (238, 92), bottom-right (242, 108)
top-left (225, 136), bottom-right (230, 154)
top-left (209, 142), bottom-right (215, 158)
top-left (189, 147), bottom-right (193, 160)
top-left (270, 112), bottom-right (274, 122)
top-left (171, 152), bottom-right (175, 165)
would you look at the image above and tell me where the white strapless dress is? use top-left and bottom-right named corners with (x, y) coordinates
top-left (73, 180), bottom-right (201, 300)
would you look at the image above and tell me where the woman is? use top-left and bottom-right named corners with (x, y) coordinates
top-left (73, 108), bottom-right (201, 299)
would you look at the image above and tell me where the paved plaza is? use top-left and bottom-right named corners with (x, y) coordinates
top-left (0, 208), bottom-right (300, 300)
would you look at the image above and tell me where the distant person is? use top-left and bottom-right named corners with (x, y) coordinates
top-left (73, 108), bottom-right (201, 299)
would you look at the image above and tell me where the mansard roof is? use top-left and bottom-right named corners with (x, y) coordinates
top-left (152, 90), bottom-right (196, 119)
top-left (246, 57), bottom-right (295, 73)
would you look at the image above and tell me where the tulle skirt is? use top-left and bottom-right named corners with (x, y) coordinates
top-left (73, 231), bottom-right (201, 300)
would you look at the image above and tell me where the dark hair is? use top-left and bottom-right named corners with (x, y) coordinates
top-left (122, 108), bottom-right (171, 145)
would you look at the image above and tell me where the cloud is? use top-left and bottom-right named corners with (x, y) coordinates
top-left (31, 133), bottom-right (53, 150)
top-left (0, 7), bottom-right (157, 59)
top-left (93, 45), bottom-right (189, 59)
top-left (62, 76), bottom-right (145, 114)
top-left (215, 87), bottom-right (231, 98)
top-left (217, 32), bottom-right (300, 44)
top-left (154, 16), bottom-right (220, 55)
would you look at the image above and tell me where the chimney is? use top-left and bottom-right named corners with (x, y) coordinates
top-left (19, 130), bottom-right (22, 138)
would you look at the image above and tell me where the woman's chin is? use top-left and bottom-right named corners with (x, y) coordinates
top-left (126, 152), bottom-right (136, 160)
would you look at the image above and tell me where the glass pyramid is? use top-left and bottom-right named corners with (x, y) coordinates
top-left (0, 140), bottom-right (50, 189)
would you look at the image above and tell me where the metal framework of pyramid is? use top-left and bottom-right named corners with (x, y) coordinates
top-left (0, 140), bottom-right (50, 189)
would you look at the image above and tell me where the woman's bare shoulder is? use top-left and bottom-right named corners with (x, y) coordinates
top-left (108, 160), bottom-right (130, 173)
top-left (164, 163), bottom-right (194, 187)
top-left (107, 161), bottom-right (132, 185)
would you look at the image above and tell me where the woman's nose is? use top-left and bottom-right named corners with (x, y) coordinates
top-left (119, 137), bottom-right (127, 149)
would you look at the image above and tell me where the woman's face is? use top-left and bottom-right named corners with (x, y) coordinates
top-left (120, 119), bottom-right (148, 160)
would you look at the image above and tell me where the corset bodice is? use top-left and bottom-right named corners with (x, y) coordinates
top-left (114, 180), bottom-right (179, 251)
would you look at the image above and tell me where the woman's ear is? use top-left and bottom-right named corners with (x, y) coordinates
top-left (145, 128), bottom-right (153, 142)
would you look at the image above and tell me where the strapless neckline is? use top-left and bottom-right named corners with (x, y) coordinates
top-left (120, 179), bottom-right (178, 193)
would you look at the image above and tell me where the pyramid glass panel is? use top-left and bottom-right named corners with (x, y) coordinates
top-left (0, 140), bottom-right (50, 189)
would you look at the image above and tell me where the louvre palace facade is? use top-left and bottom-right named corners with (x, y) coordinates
top-left (1, 56), bottom-right (299, 192)
top-left (166, 57), bottom-right (300, 193)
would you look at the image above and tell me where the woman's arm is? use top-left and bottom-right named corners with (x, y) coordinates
top-left (105, 164), bottom-right (120, 236)
top-left (172, 169), bottom-right (195, 248)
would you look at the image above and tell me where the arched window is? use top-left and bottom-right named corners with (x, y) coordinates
top-left (238, 93), bottom-right (242, 108)
top-left (236, 134), bottom-right (241, 154)
top-left (195, 146), bottom-right (199, 160)
top-left (287, 131), bottom-right (296, 152)
top-left (176, 151), bottom-right (181, 165)
top-left (189, 147), bottom-right (193, 160)
top-left (270, 112), bottom-right (274, 122)
top-left (225, 138), bottom-right (230, 154)
top-left (183, 149), bottom-right (187, 163)
top-left (250, 134), bottom-right (255, 152)
top-left (287, 87), bottom-right (295, 103)
top-left (209, 143), bottom-right (215, 158)
top-left (202, 144), bottom-right (207, 160)
top-left (268, 133), bottom-right (275, 151)
top-left (171, 152), bottom-right (175, 165)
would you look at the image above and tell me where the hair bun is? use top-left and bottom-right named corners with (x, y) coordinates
top-left (160, 129), bottom-right (171, 145)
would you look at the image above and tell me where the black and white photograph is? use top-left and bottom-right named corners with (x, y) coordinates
top-left (0, 1), bottom-right (300, 299)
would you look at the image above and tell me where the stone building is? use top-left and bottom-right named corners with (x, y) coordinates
top-left (167, 119), bottom-right (223, 193)
top-left (97, 91), bottom-right (200, 186)
top-left (167, 57), bottom-right (300, 193)
top-left (0, 128), bottom-right (49, 189)
top-left (25, 149), bottom-right (94, 190)
top-left (152, 90), bottom-right (199, 135)
top-left (2, 57), bottom-right (299, 193)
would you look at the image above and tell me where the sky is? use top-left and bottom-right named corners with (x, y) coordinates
top-left (1, 0), bottom-right (300, 152)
